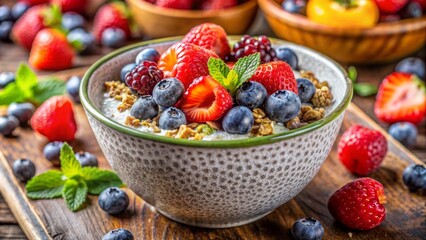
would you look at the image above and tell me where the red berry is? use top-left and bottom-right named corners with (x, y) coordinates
top-left (125, 61), bottom-right (164, 95)
top-left (179, 76), bottom-right (233, 123)
top-left (338, 125), bottom-right (388, 176)
top-left (231, 35), bottom-right (277, 64)
top-left (328, 178), bottom-right (387, 230)
top-left (156, 0), bottom-right (193, 9)
top-left (200, 0), bottom-right (238, 10)
top-left (11, 5), bottom-right (46, 50)
top-left (181, 23), bottom-right (230, 59)
top-left (93, 2), bottom-right (131, 43)
top-left (31, 96), bottom-right (77, 142)
top-left (250, 61), bottom-right (298, 95)
top-left (374, 0), bottom-right (409, 13)
top-left (50, 0), bottom-right (88, 13)
top-left (158, 42), bottom-right (219, 89)
top-left (374, 73), bottom-right (426, 125)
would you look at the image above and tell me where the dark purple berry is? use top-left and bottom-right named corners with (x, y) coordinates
top-left (0, 72), bottom-right (15, 88)
top-left (395, 57), bottom-right (425, 80)
top-left (265, 90), bottom-right (301, 123)
top-left (130, 95), bottom-right (159, 120)
top-left (120, 63), bottom-right (137, 82)
top-left (282, 0), bottom-right (306, 14)
top-left (125, 61), bottom-right (164, 95)
top-left (388, 122), bottom-right (417, 148)
top-left (98, 187), bottom-right (129, 215)
top-left (0, 115), bottom-right (19, 136)
top-left (158, 107), bottom-right (186, 130)
top-left (135, 48), bottom-right (160, 65)
top-left (11, 2), bottom-right (29, 21)
top-left (152, 78), bottom-right (184, 107)
top-left (13, 159), bottom-right (36, 182)
top-left (222, 106), bottom-right (254, 134)
top-left (236, 81), bottom-right (267, 109)
top-left (62, 12), bottom-right (85, 31)
top-left (101, 28), bottom-right (126, 48)
top-left (66, 76), bottom-right (81, 103)
top-left (75, 151), bottom-right (98, 167)
top-left (291, 217), bottom-right (324, 240)
top-left (276, 47), bottom-right (298, 69)
top-left (102, 228), bottom-right (133, 240)
top-left (7, 102), bottom-right (35, 125)
top-left (231, 35), bottom-right (277, 63)
top-left (43, 141), bottom-right (64, 166)
top-left (402, 164), bottom-right (426, 192)
top-left (297, 78), bottom-right (315, 103)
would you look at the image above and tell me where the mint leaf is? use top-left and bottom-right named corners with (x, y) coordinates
top-left (225, 70), bottom-right (239, 95)
top-left (62, 179), bottom-right (87, 211)
top-left (208, 57), bottom-right (230, 86)
top-left (233, 53), bottom-right (260, 85)
top-left (348, 66), bottom-right (357, 83)
top-left (80, 167), bottom-right (124, 195)
top-left (0, 83), bottom-right (26, 106)
top-left (15, 64), bottom-right (37, 98)
top-left (31, 78), bottom-right (66, 105)
top-left (354, 83), bottom-right (378, 97)
top-left (26, 170), bottom-right (65, 199)
top-left (60, 143), bottom-right (82, 177)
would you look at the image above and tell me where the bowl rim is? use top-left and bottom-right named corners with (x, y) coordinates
top-left (259, 0), bottom-right (426, 36)
top-left (80, 36), bottom-right (353, 148)
top-left (126, 0), bottom-right (258, 18)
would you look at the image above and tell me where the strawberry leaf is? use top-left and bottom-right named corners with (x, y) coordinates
top-left (60, 143), bottom-right (82, 177)
top-left (62, 179), bottom-right (87, 212)
top-left (42, 4), bottom-right (62, 29)
top-left (208, 57), bottom-right (230, 86)
top-left (233, 53), bottom-right (260, 87)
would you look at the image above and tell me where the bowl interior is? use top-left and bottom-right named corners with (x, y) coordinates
top-left (81, 37), bottom-right (352, 148)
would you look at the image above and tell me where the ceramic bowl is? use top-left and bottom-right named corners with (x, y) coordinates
top-left (80, 37), bottom-right (352, 228)
top-left (126, 0), bottom-right (258, 38)
top-left (259, 0), bottom-right (426, 64)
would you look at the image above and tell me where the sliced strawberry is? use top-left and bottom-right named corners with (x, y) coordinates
top-left (374, 73), bottom-right (426, 125)
top-left (179, 76), bottom-right (233, 123)
top-left (158, 42), bottom-right (218, 89)
top-left (250, 61), bottom-right (297, 95)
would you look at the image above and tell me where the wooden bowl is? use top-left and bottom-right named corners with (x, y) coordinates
top-left (126, 0), bottom-right (258, 38)
top-left (259, 0), bottom-right (426, 64)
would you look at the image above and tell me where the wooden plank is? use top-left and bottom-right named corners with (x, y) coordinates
top-left (0, 102), bottom-right (425, 240)
top-left (0, 225), bottom-right (26, 240)
top-left (0, 196), bottom-right (17, 224)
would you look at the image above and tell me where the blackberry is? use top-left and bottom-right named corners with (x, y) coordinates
top-left (125, 61), bottom-right (164, 95)
top-left (232, 35), bottom-right (277, 63)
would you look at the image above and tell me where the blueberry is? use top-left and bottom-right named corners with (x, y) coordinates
top-left (282, 0), bottom-right (306, 14)
top-left (135, 48), bottom-right (161, 65)
top-left (0, 72), bottom-right (15, 88)
top-left (11, 2), bottom-right (29, 21)
top-left (400, 2), bottom-right (423, 19)
top-left (62, 12), bottom-right (85, 31)
top-left (402, 164), bottom-right (426, 192)
top-left (120, 63), bottom-right (137, 82)
top-left (0, 115), bottom-right (19, 136)
top-left (388, 122), bottom-right (417, 148)
top-left (98, 187), bottom-right (129, 215)
top-left (152, 78), bottom-right (185, 107)
top-left (236, 81), bottom-right (267, 109)
top-left (101, 28), bottom-right (126, 48)
top-left (75, 151), bottom-right (98, 167)
top-left (222, 106), bottom-right (254, 134)
top-left (265, 90), bottom-right (301, 123)
top-left (395, 57), bottom-right (425, 80)
top-left (67, 28), bottom-right (95, 55)
top-left (291, 217), bottom-right (324, 240)
top-left (102, 228), bottom-right (134, 240)
top-left (130, 96), bottom-right (159, 120)
top-left (7, 102), bottom-right (35, 125)
top-left (0, 6), bottom-right (12, 22)
top-left (43, 141), bottom-right (64, 166)
top-left (0, 21), bottom-right (13, 42)
top-left (66, 76), bottom-right (81, 103)
top-left (276, 47), bottom-right (298, 69)
top-left (297, 78), bottom-right (316, 103)
top-left (159, 107), bottom-right (186, 130)
top-left (12, 159), bottom-right (36, 182)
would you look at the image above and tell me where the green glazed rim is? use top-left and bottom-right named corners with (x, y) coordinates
top-left (80, 37), bottom-right (353, 148)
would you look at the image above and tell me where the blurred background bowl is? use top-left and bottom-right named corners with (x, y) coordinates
top-left (127, 0), bottom-right (258, 38)
top-left (259, 0), bottom-right (426, 64)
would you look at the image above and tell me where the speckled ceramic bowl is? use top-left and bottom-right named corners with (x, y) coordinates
top-left (81, 37), bottom-right (352, 228)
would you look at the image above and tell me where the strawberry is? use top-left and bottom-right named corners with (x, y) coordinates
top-left (156, 0), bottom-right (193, 10)
top-left (29, 28), bottom-right (75, 70)
top-left (31, 96), bottom-right (77, 142)
top-left (21, 0), bottom-right (49, 6)
top-left (179, 76), bottom-right (233, 123)
top-left (375, 0), bottom-right (409, 13)
top-left (374, 73), bottom-right (426, 125)
top-left (93, 2), bottom-right (131, 43)
top-left (11, 5), bottom-right (61, 51)
top-left (250, 61), bottom-right (297, 95)
top-left (338, 125), bottom-right (387, 175)
top-left (158, 42), bottom-right (219, 89)
top-left (328, 178), bottom-right (387, 230)
top-left (201, 0), bottom-right (238, 10)
top-left (181, 23), bottom-right (230, 59)
top-left (50, 0), bottom-right (88, 13)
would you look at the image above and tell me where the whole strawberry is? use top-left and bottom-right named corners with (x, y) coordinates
top-left (156, 0), bottom-right (193, 10)
top-left (201, 0), bottom-right (238, 10)
top-left (338, 125), bottom-right (388, 176)
top-left (31, 96), bottom-right (77, 142)
top-left (181, 23), bottom-right (230, 59)
top-left (328, 178), bottom-right (386, 230)
top-left (50, 0), bottom-right (88, 13)
top-left (158, 42), bottom-right (219, 89)
top-left (29, 28), bottom-right (75, 70)
top-left (250, 61), bottom-right (298, 95)
top-left (375, 0), bottom-right (409, 13)
top-left (21, 0), bottom-right (50, 6)
top-left (12, 5), bottom-right (61, 50)
top-left (93, 2), bottom-right (131, 43)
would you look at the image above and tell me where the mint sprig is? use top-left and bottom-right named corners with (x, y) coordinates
top-left (26, 143), bottom-right (125, 212)
top-left (208, 53), bottom-right (260, 95)
top-left (348, 66), bottom-right (378, 97)
top-left (0, 64), bottom-right (66, 106)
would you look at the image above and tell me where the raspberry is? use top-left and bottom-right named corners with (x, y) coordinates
top-left (125, 61), bottom-right (164, 95)
top-left (231, 35), bottom-right (277, 64)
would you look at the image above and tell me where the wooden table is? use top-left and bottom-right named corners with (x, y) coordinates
top-left (0, 14), bottom-right (425, 240)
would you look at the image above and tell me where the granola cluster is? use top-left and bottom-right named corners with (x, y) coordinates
top-left (104, 81), bottom-right (137, 112)
top-left (251, 108), bottom-right (274, 136)
top-left (299, 71), bottom-right (333, 108)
